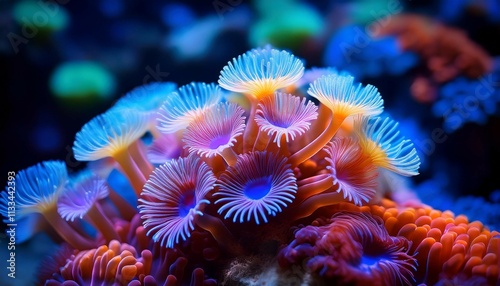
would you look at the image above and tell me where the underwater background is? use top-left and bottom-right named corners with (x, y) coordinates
top-left (1, 0), bottom-right (500, 285)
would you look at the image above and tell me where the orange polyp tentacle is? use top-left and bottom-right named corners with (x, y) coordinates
top-left (444, 218), bottom-right (455, 225)
top-left (141, 250), bottom-right (153, 275)
top-left (108, 240), bottom-right (120, 254)
top-left (101, 250), bottom-right (113, 272)
top-left (469, 242), bottom-right (486, 258)
top-left (486, 265), bottom-right (499, 283)
top-left (369, 205), bottom-right (386, 218)
top-left (482, 253), bottom-right (497, 265)
top-left (424, 242), bottom-right (443, 285)
top-left (415, 215), bottom-right (433, 227)
top-left (440, 233), bottom-right (455, 265)
top-left (472, 264), bottom-right (488, 276)
top-left (135, 226), bottom-right (149, 253)
top-left (408, 226), bottom-right (429, 253)
top-left (457, 233), bottom-right (471, 245)
top-left (455, 215), bottom-right (469, 224)
top-left (472, 234), bottom-right (489, 247)
top-left (427, 228), bottom-right (442, 241)
top-left (397, 223), bottom-right (417, 238)
top-left (79, 254), bottom-right (94, 278)
top-left (467, 227), bottom-right (482, 244)
top-left (387, 207), bottom-right (399, 217)
top-left (442, 210), bottom-right (455, 218)
top-left (415, 208), bottom-right (428, 217)
top-left (451, 243), bottom-right (467, 257)
top-left (359, 206), bottom-right (370, 212)
top-left (463, 256), bottom-right (483, 275)
top-left (429, 210), bottom-right (442, 219)
top-left (121, 265), bottom-right (138, 283)
top-left (384, 216), bottom-right (399, 236)
top-left (430, 217), bottom-right (447, 233)
top-left (422, 225), bottom-right (431, 232)
top-left (119, 250), bottom-right (134, 259)
top-left (469, 221), bottom-right (485, 230)
top-left (380, 198), bottom-right (398, 208)
top-left (414, 237), bottom-right (436, 278)
top-left (382, 211), bottom-right (394, 222)
top-left (487, 235), bottom-right (500, 254)
top-left (394, 210), bottom-right (416, 231)
top-left (118, 256), bottom-right (137, 281)
top-left (93, 245), bottom-right (109, 260)
top-left (104, 256), bottom-right (122, 282)
top-left (447, 225), bottom-right (467, 235)
top-left (442, 253), bottom-right (466, 277)
top-left (93, 255), bottom-right (104, 282)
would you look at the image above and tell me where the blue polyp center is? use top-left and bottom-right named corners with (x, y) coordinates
top-left (209, 134), bottom-right (230, 149)
top-left (178, 190), bottom-right (196, 217)
top-left (243, 176), bottom-right (273, 200)
top-left (268, 116), bottom-right (291, 128)
top-left (360, 254), bottom-right (383, 267)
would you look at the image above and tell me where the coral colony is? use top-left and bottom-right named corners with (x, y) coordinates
top-left (3, 47), bottom-right (500, 285)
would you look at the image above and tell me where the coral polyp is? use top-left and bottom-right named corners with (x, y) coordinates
top-left (138, 155), bottom-right (215, 248)
top-left (219, 46), bottom-right (304, 99)
top-left (215, 151), bottom-right (297, 224)
top-left (3, 47), bottom-right (499, 285)
top-left (183, 102), bottom-right (246, 164)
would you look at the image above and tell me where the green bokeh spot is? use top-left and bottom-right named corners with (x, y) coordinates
top-left (49, 61), bottom-right (116, 105)
top-left (13, 0), bottom-right (70, 32)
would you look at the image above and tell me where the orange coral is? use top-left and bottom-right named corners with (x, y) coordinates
top-left (372, 14), bottom-right (492, 82)
top-left (371, 14), bottom-right (493, 103)
top-left (303, 199), bottom-right (499, 285)
top-left (45, 240), bottom-right (153, 285)
top-left (369, 199), bottom-right (500, 285)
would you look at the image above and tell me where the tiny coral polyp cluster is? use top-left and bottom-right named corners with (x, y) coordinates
top-left (2, 47), bottom-right (500, 285)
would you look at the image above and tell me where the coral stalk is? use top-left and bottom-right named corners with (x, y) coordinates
top-left (108, 187), bottom-right (137, 221)
top-left (113, 148), bottom-right (146, 196)
top-left (289, 114), bottom-right (346, 166)
top-left (43, 206), bottom-right (95, 250)
top-left (219, 147), bottom-right (238, 166)
top-left (243, 100), bottom-right (259, 152)
top-left (292, 192), bottom-right (345, 220)
top-left (86, 203), bottom-right (120, 242)
top-left (296, 174), bottom-right (334, 200)
top-left (129, 140), bottom-right (154, 178)
top-left (194, 213), bottom-right (242, 255)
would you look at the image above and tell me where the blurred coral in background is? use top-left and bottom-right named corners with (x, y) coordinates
top-left (1, 0), bottom-right (500, 285)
